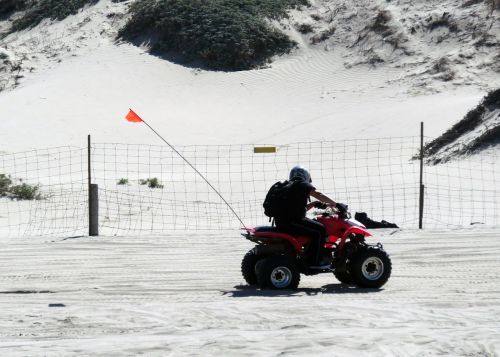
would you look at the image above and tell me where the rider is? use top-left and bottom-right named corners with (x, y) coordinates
top-left (274, 165), bottom-right (342, 269)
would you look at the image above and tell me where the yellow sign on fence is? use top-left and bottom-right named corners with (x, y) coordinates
top-left (253, 146), bottom-right (277, 153)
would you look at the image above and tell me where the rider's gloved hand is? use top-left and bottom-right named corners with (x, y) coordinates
top-left (313, 201), bottom-right (328, 209)
top-left (335, 202), bottom-right (348, 212)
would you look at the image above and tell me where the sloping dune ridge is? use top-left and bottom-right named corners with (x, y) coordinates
top-left (0, 0), bottom-right (498, 151)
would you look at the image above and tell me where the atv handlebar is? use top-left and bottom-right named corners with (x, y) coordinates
top-left (320, 205), bottom-right (351, 219)
top-left (335, 202), bottom-right (348, 212)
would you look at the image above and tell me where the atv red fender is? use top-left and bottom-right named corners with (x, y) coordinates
top-left (337, 226), bottom-right (372, 254)
top-left (343, 225), bottom-right (372, 238)
top-left (242, 227), bottom-right (309, 252)
top-left (324, 226), bottom-right (371, 248)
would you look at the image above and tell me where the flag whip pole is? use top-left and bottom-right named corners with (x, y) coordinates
top-left (130, 111), bottom-right (248, 230)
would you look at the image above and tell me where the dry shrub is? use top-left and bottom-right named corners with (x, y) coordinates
top-left (310, 26), bottom-right (335, 44)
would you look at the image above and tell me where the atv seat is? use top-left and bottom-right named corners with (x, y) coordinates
top-left (254, 226), bottom-right (281, 233)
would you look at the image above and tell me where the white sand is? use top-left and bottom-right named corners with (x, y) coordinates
top-left (0, 228), bottom-right (499, 356)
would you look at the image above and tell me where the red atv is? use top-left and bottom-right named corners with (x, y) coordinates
top-left (241, 207), bottom-right (392, 290)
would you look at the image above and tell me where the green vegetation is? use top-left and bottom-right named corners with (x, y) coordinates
top-left (9, 182), bottom-right (42, 200)
top-left (0, 0), bottom-right (28, 17)
top-left (10, 0), bottom-right (98, 31)
top-left (0, 174), bottom-right (12, 196)
top-left (296, 23), bottom-right (314, 34)
top-left (0, 174), bottom-right (43, 200)
top-left (139, 177), bottom-right (164, 189)
top-left (422, 88), bottom-right (500, 163)
top-left (117, 178), bottom-right (129, 185)
top-left (119, 0), bottom-right (309, 71)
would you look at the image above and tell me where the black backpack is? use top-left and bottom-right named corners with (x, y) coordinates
top-left (263, 180), bottom-right (293, 219)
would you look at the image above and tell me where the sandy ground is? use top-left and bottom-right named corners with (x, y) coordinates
top-left (0, 228), bottom-right (499, 356)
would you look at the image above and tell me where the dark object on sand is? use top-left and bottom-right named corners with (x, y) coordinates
top-left (355, 212), bottom-right (399, 229)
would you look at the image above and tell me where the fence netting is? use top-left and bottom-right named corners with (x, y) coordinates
top-left (0, 146), bottom-right (87, 237)
top-left (0, 137), bottom-right (499, 237)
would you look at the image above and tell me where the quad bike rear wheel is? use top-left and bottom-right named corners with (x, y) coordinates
top-left (255, 255), bottom-right (300, 290)
top-left (241, 248), bottom-right (264, 285)
top-left (351, 247), bottom-right (391, 288)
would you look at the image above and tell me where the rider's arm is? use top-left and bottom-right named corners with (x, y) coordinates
top-left (310, 189), bottom-right (336, 207)
top-left (306, 201), bottom-right (317, 211)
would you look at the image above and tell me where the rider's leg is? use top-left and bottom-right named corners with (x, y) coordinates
top-left (289, 218), bottom-right (327, 266)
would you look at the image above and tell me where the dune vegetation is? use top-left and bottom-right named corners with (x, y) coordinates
top-left (119, 0), bottom-right (309, 71)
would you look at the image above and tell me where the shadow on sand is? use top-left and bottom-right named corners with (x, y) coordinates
top-left (222, 284), bottom-right (383, 297)
top-left (116, 37), bottom-right (223, 72)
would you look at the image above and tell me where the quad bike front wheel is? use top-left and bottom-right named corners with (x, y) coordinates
top-left (334, 269), bottom-right (355, 284)
top-left (255, 255), bottom-right (300, 290)
top-left (351, 247), bottom-right (391, 288)
top-left (241, 248), bottom-right (264, 285)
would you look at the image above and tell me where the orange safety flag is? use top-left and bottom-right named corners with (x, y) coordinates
top-left (125, 109), bottom-right (143, 123)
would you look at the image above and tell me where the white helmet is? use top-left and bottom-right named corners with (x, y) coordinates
top-left (289, 165), bottom-right (312, 182)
